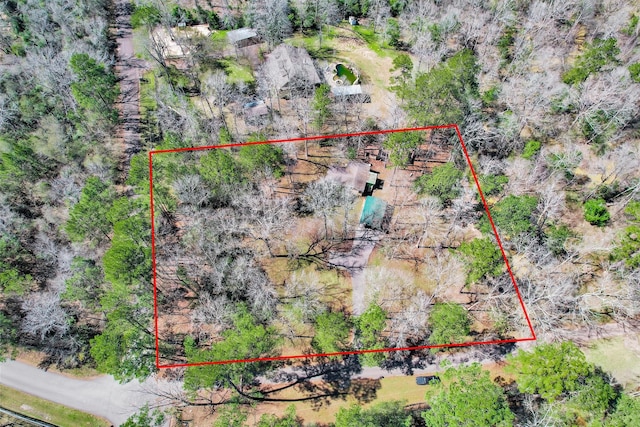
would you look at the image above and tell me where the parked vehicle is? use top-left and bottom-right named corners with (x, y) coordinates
top-left (415, 375), bottom-right (440, 385)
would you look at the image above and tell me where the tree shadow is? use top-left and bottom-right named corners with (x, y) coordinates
top-left (350, 378), bottom-right (382, 404)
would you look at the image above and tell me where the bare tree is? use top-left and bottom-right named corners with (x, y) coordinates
top-left (283, 271), bottom-right (327, 322)
top-left (173, 175), bottom-right (210, 207)
top-left (233, 190), bottom-right (295, 256)
top-left (247, 0), bottom-right (292, 50)
top-left (202, 71), bottom-right (234, 133)
top-left (368, 0), bottom-right (390, 34)
top-left (306, 0), bottom-right (341, 47)
top-left (21, 291), bottom-right (70, 340)
top-left (303, 178), bottom-right (356, 240)
top-left (535, 177), bottom-right (566, 228)
top-left (190, 293), bottom-right (234, 340)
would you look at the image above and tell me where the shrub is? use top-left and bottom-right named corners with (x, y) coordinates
top-left (545, 224), bottom-right (574, 256)
top-left (622, 14), bottom-right (639, 36)
top-left (522, 140), bottom-right (541, 159)
top-left (547, 151), bottom-right (582, 179)
top-left (610, 201), bottom-right (640, 268)
top-left (584, 198), bottom-right (610, 226)
top-left (497, 26), bottom-right (517, 62)
top-left (480, 85), bottom-right (500, 105)
top-left (629, 63), bottom-right (640, 83)
top-left (562, 38), bottom-right (620, 85)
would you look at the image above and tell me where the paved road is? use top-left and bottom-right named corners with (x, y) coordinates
top-left (0, 360), bottom-right (164, 426)
top-left (0, 334), bottom-right (613, 425)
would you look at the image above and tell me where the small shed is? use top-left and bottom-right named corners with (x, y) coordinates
top-left (331, 85), bottom-right (370, 102)
top-left (227, 28), bottom-right (260, 48)
top-left (360, 196), bottom-right (388, 230)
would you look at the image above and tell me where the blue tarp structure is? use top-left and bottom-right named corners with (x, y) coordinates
top-left (360, 196), bottom-right (388, 229)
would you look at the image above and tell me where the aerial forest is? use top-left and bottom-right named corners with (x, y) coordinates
top-left (1, 0), bottom-right (640, 425)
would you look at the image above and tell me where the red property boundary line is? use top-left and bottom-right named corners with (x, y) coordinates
top-left (149, 124), bottom-right (537, 369)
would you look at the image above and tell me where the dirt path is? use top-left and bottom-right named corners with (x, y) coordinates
top-left (329, 226), bottom-right (382, 315)
top-left (113, 0), bottom-right (146, 187)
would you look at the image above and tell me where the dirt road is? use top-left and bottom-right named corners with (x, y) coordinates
top-left (114, 0), bottom-right (145, 186)
top-left (330, 226), bottom-right (382, 315)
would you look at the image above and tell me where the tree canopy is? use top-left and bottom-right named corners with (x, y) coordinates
top-left (456, 237), bottom-right (504, 284)
top-left (238, 143), bottom-right (286, 178)
top-left (199, 148), bottom-right (244, 187)
top-left (89, 299), bottom-right (156, 382)
top-left (477, 174), bottom-right (508, 198)
top-left (605, 395), bottom-right (640, 427)
top-left (336, 401), bottom-right (411, 427)
top-left (356, 302), bottom-right (388, 365)
top-left (506, 341), bottom-right (594, 401)
top-left (69, 53), bottom-right (119, 122)
top-left (184, 305), bottom-right (281, 391)
top-left (480, 195), bottom-right (539, 238)
top-left (402, 49), bottom-right (479, 125)
top-left (414, 162), bottom-right (463, 204)
top-left (64, 177), bottom-right (115, 245)
top-left (428, 303), bottom-right (471, 346)
top-left (121, 404), bottom-right (165, 427)
top-left (311, 311), bottom-right (351, 354)
top-left (312, 83), bottom-right (332, 131)
top-left (383, 131), bottom-right (423, 167)
top-left (422, 363), bottom-right (515, 427)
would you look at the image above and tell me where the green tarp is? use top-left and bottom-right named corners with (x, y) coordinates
top-left (360, 196), bottom-right (388, 229)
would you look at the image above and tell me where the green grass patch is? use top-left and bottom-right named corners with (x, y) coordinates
top-left (352, 25), bottom-right (394, 58)
top-left (132, 28), bottom-right (153, 61)
top-left (522, 140), bottom-right (541, 159)
top-left (211, 29), bottom-right (229, 44)
top-left (219, 58), bottom-right (255, 84)
top-left (289, 33), bottom-right (327, 54)
top-left (269, 375), bottom-right (434, 424)
top-left (140, 71), bottom-right (157, 113)
top-left (0, 384), bottom-right (111, 427)
top-left (584, 336), bottom-right (640, 391)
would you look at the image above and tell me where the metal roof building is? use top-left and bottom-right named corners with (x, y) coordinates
top-left (227, 28), bottom-right (260, 48)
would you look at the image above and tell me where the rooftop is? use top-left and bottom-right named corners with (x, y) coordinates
top-left (227, 28), bottom-right (259, 44)
top-left (331, 85), bottom-right (364, 97)
top-left (263, 44), bottom-right (322, 92)
top-left (326, 161), bottom-right (371, 193)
